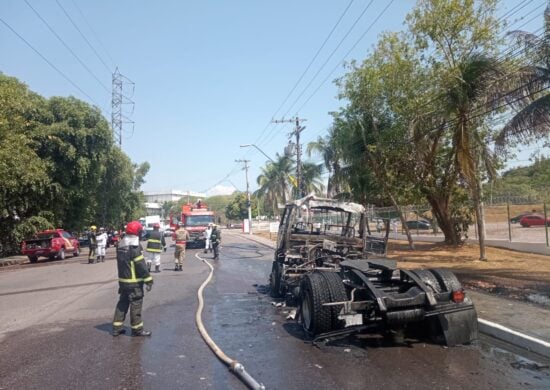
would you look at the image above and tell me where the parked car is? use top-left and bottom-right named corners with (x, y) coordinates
top-left (519, 214), bottom-right (550, 227)
top-left (405, 220), bottom-right (432, 230)
top-left (163, 228), bottom-right (174, 237)
top-left (21, 229), bottom-right (80, 263)
top-left (510, 212), bottom-right (534, 224)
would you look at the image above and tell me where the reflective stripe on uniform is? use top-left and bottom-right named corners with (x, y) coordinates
top-left (131, 321), bottom-right (144, 329)
top-left (148, 239), bottom-right (161, 243)
top-left (130, 259), bottom-right (136, 281)
top-left (134, 255), bottom-right (144, 262)
top-left (147, 248), bottom-right (162, 253)
top-left (143, 276), bottom-right (153, 283)
top-left (113, 321), bottom-right (124, 326)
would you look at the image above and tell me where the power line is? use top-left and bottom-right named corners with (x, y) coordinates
top-left (279, 0), bottom-right (376, 121)
top-left (254, 1), bottom-right (376, 151)
top-left (23, 0), bottom-right (110, 93)
top-left (0, 16), bottom-right (104, 110)
top-left (55, 0), bottom-right (112, 73)
top-left (249, 0), bottom-right (357, 154)
top-left (69, 0), bottom-right (117, 68)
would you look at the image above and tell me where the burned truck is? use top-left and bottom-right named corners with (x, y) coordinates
top-left (269, 195), bottom-right (477, 346)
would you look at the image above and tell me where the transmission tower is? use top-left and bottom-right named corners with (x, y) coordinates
top-left (111, 67), bottom-right (135, 147)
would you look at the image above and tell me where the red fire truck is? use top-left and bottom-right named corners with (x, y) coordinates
top-left (171, 201), bottom-right (216, 248)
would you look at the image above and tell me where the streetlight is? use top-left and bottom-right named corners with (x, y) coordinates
top-left (239, 144), bottom-right (275, 163)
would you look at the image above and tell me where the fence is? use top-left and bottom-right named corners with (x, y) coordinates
top-left (370, 197), bottom-right (549, 247)
top-left (248, 196), bottom-right (550, 247)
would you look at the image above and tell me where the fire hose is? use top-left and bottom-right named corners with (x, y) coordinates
top-left (194, 253), bottom-right (265, 390)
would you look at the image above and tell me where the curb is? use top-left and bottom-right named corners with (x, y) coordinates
top-left (478, 318), bottom-right (550, 359)
top-left (237, 232), bottom-right (550, 359)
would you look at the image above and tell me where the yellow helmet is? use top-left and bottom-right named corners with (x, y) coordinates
top-left (90, 225), bottom-right (97, 231)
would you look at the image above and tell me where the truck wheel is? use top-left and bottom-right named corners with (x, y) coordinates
top-left (73, 247), bottom-right (80, 257)
top-left (430, 269), bottom-right (462, 292)
top-left (411, 269), bottom-right (442, 293)
top-left (319, 271), bottom-right (347, 330)
top-left (58, 248), bottom-right (65, 260)
top-left (300, 273), bottom-right (332, 336)
top-left (28, 256), bottom-right (38, 263)
top-left (269, 261), bottom-right (283, 298)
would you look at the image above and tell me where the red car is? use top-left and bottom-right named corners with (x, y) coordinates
top-left (21, 229), bottom-right (80, 263)
top-left (519, 214), bottom-right (550, 227)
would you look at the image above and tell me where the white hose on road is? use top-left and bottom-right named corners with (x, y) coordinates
top-left (194, 252), bottom-right (266, 390)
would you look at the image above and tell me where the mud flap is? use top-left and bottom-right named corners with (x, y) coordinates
top-left (437, 306), bottom-right (478, 346)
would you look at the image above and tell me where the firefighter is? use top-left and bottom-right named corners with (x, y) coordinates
top-left (112, 221), bottom-right (153, 337)
top-left (204, 222), bottom-right (213, 254)
top-left (211, 224), bottom-right (221, 260)
top-left (146, 223), bottom-right (166, 273)
top-left (88, 226), bottom-right (97, 264)
top-left (174, 221), bottom-right (189, 271)
top-left (96, 227), bottom-right (108, 263)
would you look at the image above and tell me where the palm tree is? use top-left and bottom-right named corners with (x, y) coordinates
top-left (300, 162), bottom-right (325, 196)
top-left (442, 53), bottom-right (506, 260)
top-left (306, 127), bottom-right (345, 197)
top-left (255, 154), bottom-right (294, 216)
top-left (496, 6), bottom-right (550, 150)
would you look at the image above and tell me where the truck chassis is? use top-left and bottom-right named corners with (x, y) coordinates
top-left (269, 195), bottom-right (477, 346)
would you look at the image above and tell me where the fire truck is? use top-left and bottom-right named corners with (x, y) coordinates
top-left (171, 200), bottom-right (216, 248)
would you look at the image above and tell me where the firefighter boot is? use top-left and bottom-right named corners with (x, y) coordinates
top-left (174, 264), bottom-right (179, 271)
top-left (101, 256), bottom-right (105, 262)
top-left (178, 264), bottom-right (183, 271)
top-left (147, 262), bottom-right (151, 272)
top-left (96, 256), bottom-right (100, 264)
top-left (155, 265), bottom-right (160, 273)
top-left (131, 329), bottom-right (152, 337)
top-left (111, 328), bottom-right (126, 337)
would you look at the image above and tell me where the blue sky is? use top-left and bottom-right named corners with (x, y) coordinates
top-left (1, 0), bottom-right (546, 195)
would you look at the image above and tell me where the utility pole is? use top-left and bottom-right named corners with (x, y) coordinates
top-left (272, 116), bottom-right (307, 198)
top-left (111, 67), bottom-right (135, 147)
top-left (235, 159), bottom-right (252, 235)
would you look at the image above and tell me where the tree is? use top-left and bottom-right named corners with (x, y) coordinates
top-left (0, 73), bottom-right (148, 255)
top-left (255, 154), bottom-right (294, 215)
top-left (495, 6), bottom-right (550, 152)
top-left (306, 128), bottom-right (346, 197)
top-left (300, 162), bottom-right (325, 196)
top-left (225, 192), bottom-right (257, 221)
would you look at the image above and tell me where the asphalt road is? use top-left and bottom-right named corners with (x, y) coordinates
top-left (1, 231), bottom-right (549, 389)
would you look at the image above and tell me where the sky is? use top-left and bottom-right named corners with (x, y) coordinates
top-left (1, 0), bottom-right (547, 196)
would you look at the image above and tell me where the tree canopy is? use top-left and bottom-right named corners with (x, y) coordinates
top-left (0, 73), bottom-right (148, 256)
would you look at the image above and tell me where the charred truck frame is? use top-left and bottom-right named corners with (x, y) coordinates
top-left (269, 195), bottom-right (477, 346)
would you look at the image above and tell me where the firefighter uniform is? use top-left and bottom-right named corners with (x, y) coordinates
top-left (112, 231), bottom-right (153, 337)
top-left (146, 228), bottom-right (165, 273)
top-left (211, 225), bottom-right (221, 260)
top-left (88, 226), bottom-right (97, 264)
top-left (174, 225), bottom-right (189, 271)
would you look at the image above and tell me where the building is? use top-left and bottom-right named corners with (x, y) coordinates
top-left (143, 190), bottom-right (206, 204)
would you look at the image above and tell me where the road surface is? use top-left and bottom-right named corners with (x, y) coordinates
top-left (1, 231), bottom-right (549, 389)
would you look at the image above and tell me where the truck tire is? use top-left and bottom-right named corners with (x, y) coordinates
top-left (58, 248), bottom-right (65, 260)
top-left (319, 271), bottom-right (347, 330)
top-left (73, 247), bottom-right (80, 257)
top-left (269, 261), bottom-right (283, 298)
top-left (431, 269), bottom-right (462, 292)
top-left (300, 273), bottom-right (332, 336)
top-left (411, 269), bottom-right (442, 293)
top-left (28, 256), bottom-right (38, 263)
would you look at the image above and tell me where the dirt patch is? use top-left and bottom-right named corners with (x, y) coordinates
top-left (256, 231), bottom-right (550, 305)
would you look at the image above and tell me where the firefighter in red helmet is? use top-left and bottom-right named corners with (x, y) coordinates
top-left (112, 221), bottom-right (153, 337)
